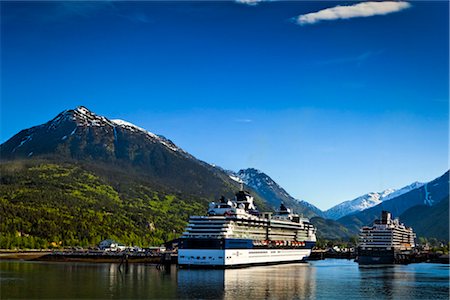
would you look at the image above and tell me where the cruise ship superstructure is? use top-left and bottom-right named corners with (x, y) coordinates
top-left (357, 211), bottom-right (416, 264)
top-left (178, 190), bottom-right (316, 267)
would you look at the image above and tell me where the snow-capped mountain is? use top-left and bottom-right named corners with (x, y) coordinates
top-left (325, 182), bottom-right (425, 220)
top-left (235, 168), bottom-right (324, 218)
top-left (110, 118), bottom-right (188, 155)
top-left (1, 106), bottom-right (195, 160)
top-left (338, 171), bottom-right (449, 237)
top-left (0, 106), bottom-right (242, 199)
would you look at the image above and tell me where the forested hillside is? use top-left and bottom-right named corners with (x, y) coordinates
top-left (0, 158), bottom-right (273, 249)
top-left (400, 196), bottom-right (449, 241)
top-left (0, 160), bottom-right (210, 248)
top-left (310, 217), bottom-right (354, 241)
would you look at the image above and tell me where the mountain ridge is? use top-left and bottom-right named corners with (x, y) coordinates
top-left (235, 168), bottom-right (324, 218)
top-left (337, 170), bottom-right (449, 238)
top-left (325, 181), bottom-right (425, 220)
top-left (0, 106), bottom-right (246, 201)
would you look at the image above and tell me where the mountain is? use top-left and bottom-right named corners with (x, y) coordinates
top-left (235, 168), bottom-right (324, 218)
top-left (337, 171), bottom-right (449, 237)
top-left (0, 106), bottom-right (243, 200)
top-left (325, 182), bottom-right (424, 220)
top-left (0, 106), bottom-right (273, 248)
top-left (235, 168), bottom-right (363, 240)
top-left (3, 106), bottom-right (444, 247)
top-left (310, 217), bottom-right (354, 241)
top-left (400, 196), bottom-right (449, 241)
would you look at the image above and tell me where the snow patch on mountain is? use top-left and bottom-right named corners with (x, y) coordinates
top-left (12, 135), bottom-right (33, 153)
top-left (43, 106), bottom-right (190, 155)
top-left (111, 119), bottom-right (157, 138)
top-left (229, 175), bottom-right (243, 183)
top-left (325, 181), bottom-right (425, 220)
top-left (111, 119), bottom-right (183, 153)
top-left (382, 182), bottom-right (424, 202)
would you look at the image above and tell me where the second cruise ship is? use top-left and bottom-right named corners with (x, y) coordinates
top-left (357, 211), bottom-right (416, 265)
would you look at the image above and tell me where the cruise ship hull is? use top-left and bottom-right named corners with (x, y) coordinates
top-left (178, 248), bottom-right (312, 268)
top-left (357, 254), bottom-right (396, 265)
top-left (357, 248), bottom-right (413, 265)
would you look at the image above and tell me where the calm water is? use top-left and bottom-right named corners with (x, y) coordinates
top-left (0, 259), bottom-right (448, 299)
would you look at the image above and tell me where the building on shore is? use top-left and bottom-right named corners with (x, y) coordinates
top-left (99, 239), bottom-right (127, 252)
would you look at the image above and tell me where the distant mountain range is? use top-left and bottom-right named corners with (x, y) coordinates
top-left (324, 182), bottom-right (424, 220)
top-left (337, 171), bottom-right (449, 236)
top-left (0, 106), bottom-right (448, 247)
top-left (232, 168), bottom-right (448, 241)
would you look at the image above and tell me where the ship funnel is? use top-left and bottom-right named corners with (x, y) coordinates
top-left (381, 211), bottom-right (391, 224)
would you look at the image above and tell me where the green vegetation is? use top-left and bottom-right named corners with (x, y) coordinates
top-left (310, 216), bottom-right (354, 241)
top-left (400, 196), bottom-right (449, 242)
top-left (418, 237), bottom-right (450, 254)
top-left (0, 160), bottom-right (208, 249)
top-left (315, 236), bottom-right (359, 249)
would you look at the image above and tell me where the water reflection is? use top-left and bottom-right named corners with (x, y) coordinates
top-left (0, 261), bottom-right (178, 299)
top-left (223, 263), bottom-right (316, 300)
top-left (177, 263), bottom-right (315, 299)
top-left (177, 268), bottom-right (225, 299)
top-left (358, 264), bottom-right (449, 300)
top-left (358, 265), bottom-right (409, 299)
top-left (0, 260), bottom-right (448, 299)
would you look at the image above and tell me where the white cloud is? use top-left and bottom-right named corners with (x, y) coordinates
top-left (235, 119), bottom-right (253, 123)
top-left (235, 0), bottom-right (268, 6)
top-left (297, 1), bottom-right (411, 25)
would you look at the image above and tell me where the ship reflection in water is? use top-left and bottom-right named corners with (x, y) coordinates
top-left (177, 263), bottom-right (316, 299)
top-left (1, 259), bottom-right (448, 299)
top-left (358, 265), bottom-right (414, 299)
top-left (177, 260), bottom-right (449, 299)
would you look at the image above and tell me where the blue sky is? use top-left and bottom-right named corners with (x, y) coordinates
top-left (1, 1), bottom-right (448, 210)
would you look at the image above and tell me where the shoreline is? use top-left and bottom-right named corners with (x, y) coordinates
top-left (0, 250), bottom-right (163, 264)
top-left (1, 250), bottom-right (448, 265)
top-left (0, 250), bottom-right (53, 261)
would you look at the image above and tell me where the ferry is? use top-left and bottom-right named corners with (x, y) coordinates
top-left (356, 211), bottom-right (416, 265)
top-left (178, 189), bottom-right (316, 268)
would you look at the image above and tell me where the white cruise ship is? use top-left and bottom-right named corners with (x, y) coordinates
top-left (357, 211), bottom-right (416, 264)
top-left (178, 190), bottom-right (316, 267)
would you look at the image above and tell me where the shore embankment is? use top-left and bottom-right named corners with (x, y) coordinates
top-left (0, 250), bottom-right (52, 261)
top-left (307, 249), bottom-right (449, 264)
top-left (0, 249), bottom-right (165, 264)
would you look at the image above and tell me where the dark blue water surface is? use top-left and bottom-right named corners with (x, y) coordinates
top-left (1, 259), bottom-right (448, 299)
